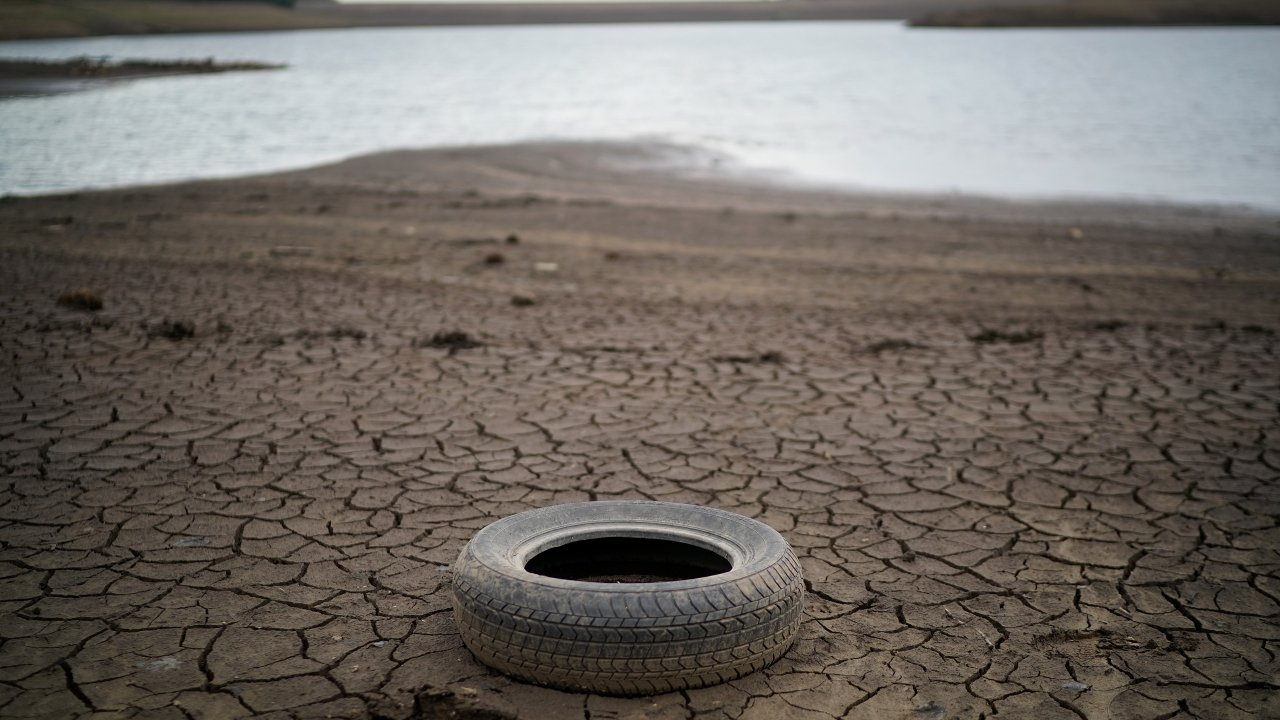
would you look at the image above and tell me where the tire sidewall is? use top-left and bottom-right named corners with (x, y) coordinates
top-left (455, 501), bottom-right (791, 606)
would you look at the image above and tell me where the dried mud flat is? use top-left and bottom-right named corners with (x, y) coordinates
top-left (1, 143), bottom-right (1279, 720)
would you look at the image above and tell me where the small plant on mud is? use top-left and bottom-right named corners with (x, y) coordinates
top-left (415, 331), bottom-right (483, 351)
top-left (712, 351), bottom-right (784, 364)
top-left (148, 319), bottom-right (195, 341)
top-left (57, 288), bottom-right (103, 311)
top-left (969, 329), bottom-right (1043, 345)
top-left (866, 339), bottom-right (925, 354)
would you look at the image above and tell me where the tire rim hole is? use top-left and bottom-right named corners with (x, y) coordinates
top-left (525, 537), bottom-right (732, 583)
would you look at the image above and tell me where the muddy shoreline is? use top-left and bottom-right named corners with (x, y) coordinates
top-left (0, 56), bottom-right (283, 96)
top-left (6, 139), bottom-right (1279, 325)
top-left (0, 57), bottom-right (282, 78)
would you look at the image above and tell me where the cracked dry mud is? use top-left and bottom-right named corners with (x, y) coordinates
top-left (2, 146), bottom-right (1280, 719)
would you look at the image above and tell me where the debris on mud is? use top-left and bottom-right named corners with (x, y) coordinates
top-left (137, 657), bottom-right (181, 672)
top-left (969, 329), bottom-right (1044, 345)
top-left (269, 245), bottom-right (314, 258)
top-left (510, 295), bottom-right (536, 307)
top-left (147, 319), bottom-right (195, 341)
top-left (866, 339), bottom-right (925, 354)
top-left (408, 688), bottom-right (512, 720)
top-left (1031, 628), bottom-right (1109, 648)
top-left (32, 316), bottom-right (113, 333)
top-left (1062, 681), bottom-right (1090, 693)
top-left (296, 326), bottom-right (367, 341)
top-left (56, 288), bottom-right (103, 311)
top-left (483, 252), bottom-right (505, 265)
top-left (712, 351), bottom-right (784, 364)
top-left (565, 344), bottom-right (646, 354)
top-left (415, 331), bottom-right (483, 351)
top-left (1030, 626), bottom-right (1176, 652)
top-left (136, 211), bottom-right (178, 222)
top-left (916, 700), bottom-right (946, 719)
top-left (1097, 634), bottom-right (1160, 651)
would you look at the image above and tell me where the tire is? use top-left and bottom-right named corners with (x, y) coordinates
top-left (450, 501), bottom-right (804, 696)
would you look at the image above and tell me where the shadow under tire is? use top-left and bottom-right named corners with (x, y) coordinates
top-left (451, 501), bottom-right (804, 695)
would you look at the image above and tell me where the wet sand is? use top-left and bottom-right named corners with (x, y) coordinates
top-left (1, 142), bottom-right (1278, 719)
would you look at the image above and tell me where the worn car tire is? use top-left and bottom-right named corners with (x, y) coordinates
top-left (451, 501), bottom-right (804, 696)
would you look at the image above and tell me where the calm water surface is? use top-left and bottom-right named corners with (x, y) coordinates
top-left (1, 22), bottom-right (1278, 207)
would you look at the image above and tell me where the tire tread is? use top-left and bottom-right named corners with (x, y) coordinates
top-left (451, 506), bottom-right (804, 695)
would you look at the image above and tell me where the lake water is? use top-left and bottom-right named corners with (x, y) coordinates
top-left (2, 22), bottom-right (1279, 207)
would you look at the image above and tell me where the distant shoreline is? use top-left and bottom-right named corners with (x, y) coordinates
top-left (0, 57), bottom-right (283, 79)
top-left (0, 56), bottom-right (283, 98)
top-left (0, 0), bottom-right (959, 42)
top-left (911, 0), bottom-right (1280, 28)
top-left (13, 0), bottom-right (1235, 42)
top-left (5, 0), bottom-right (1276, 42)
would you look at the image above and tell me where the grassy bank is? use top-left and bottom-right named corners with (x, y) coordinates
top-left (911, 0), bottom-right (1280, 27)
